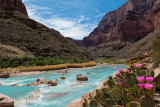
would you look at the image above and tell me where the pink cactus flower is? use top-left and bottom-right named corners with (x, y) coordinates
top-left (119, 82), bottom-right (123, 86)
top-left (108, 75), bottom-right (112, 79)
top-left (144, 84), bottom-right (153, 90)
top-left (139, 84), bottom-right (145, 89)
top-left (125, 71), bottom-right (129, 73)
top-left (137, 76), bottom-right (145, 83)
top-left (118, 69), bottom-right (123, 72)
top-left (134, 64), bottom-right (142, 68)
top-left (116, 73), bottom-right (121, 77)
top-left (145, 77), bottom-right (154, 83)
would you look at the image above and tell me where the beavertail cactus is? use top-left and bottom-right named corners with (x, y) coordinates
top-left (122, 88), bottom-right (129, 103)
top-left (127, 101), bottom-right (141, 107)
top-left (127, 93), bottom-right (138, 102)
top-left (150, 71), bottom-right (154, 77)
top-left (129, 73), bottom-right (136, 78)
top-left (89, 99), bottom-right (99, 107)
top-left (138, 88), bottom-right (144, 98)
top-left (133, 84), bottom-right (139, 95)
top-left (83, 98), bottom-right (88, 107)
top-left (106, 98), bottom-right (115, 107)
top-left (106, 80), bottom-right (115, 87)
top-left (127, 78), bottom-right (136, 88)
top-left (110, 88), bottom-right (122, 101)
top-left (140, 70), bottom-right (146, 76)
top-left (140, 95), bottom-right (155, 107)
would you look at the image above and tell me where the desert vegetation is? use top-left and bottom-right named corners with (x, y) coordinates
top-left (17, 61), bottom-right (96, 72)
top-left (98, 58), bottom-right (126, 64)
top-left (0, 56), bottom-right (89, 68)
top-left (152, 35), bottom-right (160, 66)
top-left (83, 64), bottom-right (156, 107)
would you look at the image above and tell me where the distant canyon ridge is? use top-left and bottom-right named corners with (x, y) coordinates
top-left (68, 0), bottom-right (160, 59)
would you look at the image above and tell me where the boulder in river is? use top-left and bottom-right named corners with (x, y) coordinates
top-left (37, 78), bottom-right (47, 84)
top-left (76, 74), bottom-right (88, 81)
top-left (47, 79), bottom-right (57, 86)
top-left (0, 83), bottom-right (2, 86)
top-left (29, 82), bottom-right (40, 86)
top-left (12, 84), bottom-right (18, 87)
top-left (60, 76), bottom-right (66, 80)
top-left (0, 94), bottom-right (14, 107)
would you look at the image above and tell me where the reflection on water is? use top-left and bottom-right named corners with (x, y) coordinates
top-left (0, 65), bottom-right (126, 107)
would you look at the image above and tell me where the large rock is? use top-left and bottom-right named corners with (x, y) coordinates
top-left (0, 72), bottom-right (10, 78)
top-left (0, 0), bottom-right (28, 16)
top-left (76, 74), bottom-right (88, 81)
top-left (47, 79), bottom-right (57, 86)
top-left (36, 78), bottom-right (47, 84)
top-left (60, 76), bottom-right (66, 80)
top-left (0, 94), bottom-right (14, 107)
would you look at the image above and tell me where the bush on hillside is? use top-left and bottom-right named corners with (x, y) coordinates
top-left (0, 56), bottom-right (89, 68)
top-left (152, 35), bottom-right (160, 66)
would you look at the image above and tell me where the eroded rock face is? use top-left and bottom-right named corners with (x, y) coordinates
top-left (78, 0), bottom-right (160, 58)
top-left (83, 0), bottom-right (156, 47)
top-left (0, 0), bottom-right (28, 16)
top-left (0, 94), bottom-right (14, 107)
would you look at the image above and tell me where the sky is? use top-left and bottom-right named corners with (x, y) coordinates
top-left (23, 0), bottom-right (127, 40)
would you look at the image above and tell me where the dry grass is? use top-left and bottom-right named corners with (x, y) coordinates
top-left (0, 62), bottom-right (96, 72)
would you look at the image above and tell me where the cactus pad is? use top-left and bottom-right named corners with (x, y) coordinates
top-left (140, 95), bottom-right (155, 107)
top-left (110, 88), bottom-right (122, 101)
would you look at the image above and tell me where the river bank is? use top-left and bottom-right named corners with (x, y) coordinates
top-left (0, 61), bottom-right (96, 72)
top-left (0, 64), bottom-right (126, 107)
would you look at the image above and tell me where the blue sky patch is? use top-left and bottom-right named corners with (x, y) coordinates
top-left (23, 0), bottom-right (127, 39)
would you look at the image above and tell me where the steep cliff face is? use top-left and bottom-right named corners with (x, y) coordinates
top-left (84, 0), bottom-right (156, 47)
top-left (0, 0), bottom-right (92, 59)
top-left (82, 0), bottom-right (160, 58)
top-left (0, 0), bottom-right (28, 16)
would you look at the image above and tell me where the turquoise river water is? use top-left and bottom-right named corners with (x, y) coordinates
top-left (0, 65), bottom-right (126, 107)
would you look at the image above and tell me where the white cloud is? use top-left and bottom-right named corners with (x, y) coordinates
top-left (24, 3), bottom-right (95, 40)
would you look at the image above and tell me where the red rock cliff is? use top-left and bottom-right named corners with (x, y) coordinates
top-left (0, 0), bottom-right (28, 16)
top-left (83, 0), bottom-right (158, 47)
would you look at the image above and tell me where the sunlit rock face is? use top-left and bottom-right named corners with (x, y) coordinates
top-left (83, 0), bottom-right (157, 47)
top-left (0, 0), bottom-right (28, 16)
top-left (78, 0), bottom-right (160, 58)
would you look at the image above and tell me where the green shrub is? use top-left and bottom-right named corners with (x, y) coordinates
top-left (0, 56), bottom-right (89, 68)
top-left (100, 58), bottom-right (126, 64)
top-left (152, 35), bottom-right (160, 66)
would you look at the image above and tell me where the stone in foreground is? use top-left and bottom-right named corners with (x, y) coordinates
top-left (0, 94), bottom-right (14, 107)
